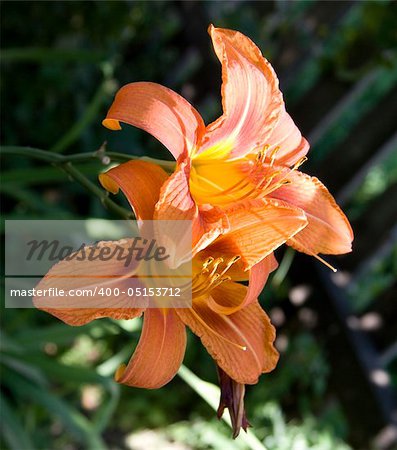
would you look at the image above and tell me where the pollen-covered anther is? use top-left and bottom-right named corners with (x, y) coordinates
top-left (269, 146), bottom-right (281, 166)
top-left (192, 255), bottom-right (240, 298)
top-left (219, 255), bottom-right (241, 277)
top-left (255, 144), bottom-right (269, 163)
top-left (203, 257), bottom-right (214, 269)
top-left (209, 257), bottom-right (224, 276)
top-left (292, 156), bottom-right (308, 171)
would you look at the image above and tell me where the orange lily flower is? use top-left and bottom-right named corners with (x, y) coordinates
top-left (103, 25), bottom-right (353, 267)
top-left (34, 160), bottom-right (301, 436)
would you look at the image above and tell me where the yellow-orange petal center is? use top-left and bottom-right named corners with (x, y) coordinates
top-left (189, 144), bottom-right (308, 207)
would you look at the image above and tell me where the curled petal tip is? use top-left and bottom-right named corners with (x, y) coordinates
top-left (102, 118), bottom-right (122, 131)
top-left (98, 173), bottom-right (120, 195)
top-left (114, 363), bottom-right (127, 382)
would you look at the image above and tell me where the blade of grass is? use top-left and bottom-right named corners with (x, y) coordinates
top-left (308, 65), bottom-right (397, 162)
top-left (50, 79), bottom-right (116, 154)
top-left (13, 322), bottom-right (96, 348)
top-left (91, 382), bottom-right (120, 434)
top-left (1, 354), bottom-right (47, 387)
top-left (17, 354), bottom-right (121, 434)
top-left (96, 345), bottom-right (133, 377)
top-left (285, 2), bottom-right (367, 104)
top-left (272, 248), bottom-right (296, 289)
top-left (0, 48), bottom-right (105, 63)
top-left (0, 395), bottom-right (35, 450)
top-left (1, 185), bottom-right (74, 216)
top-left (177, 365), bottom-right (268, 450)
top-left (5, 370), bottom-right (107, 450)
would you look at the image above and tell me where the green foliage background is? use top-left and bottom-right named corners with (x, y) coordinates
top-left (1, 2), bottom-right (396, 450)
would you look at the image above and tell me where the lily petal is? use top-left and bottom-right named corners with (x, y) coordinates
top-left (34, 239), bottom-right (145, 326)
top-left (266, 108), bottom-right (310, 167)
top-left (208, 255), bottom-right (278, 315)
top-left (154, 160), bottom-right (229, 257)
top-left (99, 160), bottom-right (168, 221)
top-left (270, 171), bottom-right (354, 254)
top-left (195, 25), bottom-right (283, 160)
top-left (102, 82), bottom-right (205, 159)
top-left (177, 300), bottom-right (279, 384)
top-left (115, 309), bottom-right (186, 388)
top-left (206, 198), bottom-right (307, 269)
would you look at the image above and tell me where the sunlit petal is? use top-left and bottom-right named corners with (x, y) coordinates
top-left (99, 160), bottom-right (168, 221)
top-left (266, 108), bottom-right (310, 167)
top-left (270, 171), bottom-right (354, 254)
top-left (177, 300), bottom-right (279, 384)
top-left (195, 25), bottom-right (283, 160)
top-left (206, 198), bottom-right (307, 269)
top-left (103, 82), bottom-right (205, 159)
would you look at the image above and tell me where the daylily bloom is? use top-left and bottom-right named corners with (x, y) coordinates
top-left (35, 160), bottom-right (306, 436)
top-left (102, 25), bottom-right (353, 268)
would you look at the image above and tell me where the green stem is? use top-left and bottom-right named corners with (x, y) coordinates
top-left (1, 147), bottom-right (134, 219)
top-left (60, 163), bottom-right (134, 220)
top-left (1, 145), bottom-right (176, 219)
top-left (1, 146), bottom-right (176, 170)
top-left (1, 147), bottom-right (64, 163)
top-left (272, 247), bottom-right (295, 288)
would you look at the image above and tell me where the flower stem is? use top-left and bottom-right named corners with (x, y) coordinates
top-left (60, 162), bottom-right (134, 220)
top-left (2, 145), bottom-right (176, 218)
top-left (1, 146), bottom-right (176, 170)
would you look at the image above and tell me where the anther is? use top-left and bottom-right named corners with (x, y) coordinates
top-left (292, 156), bottom-right (308, 171)
top-left (209, 257), bottom-right (224, 276)
top-left (203, 257), bottom-right (214, 269)
top-left (269, 146), bottom-right (281, 166)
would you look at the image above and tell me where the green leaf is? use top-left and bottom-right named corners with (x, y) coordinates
top-left (177, 365), bottom-right (268, 450)
top-left (13, 322), bottom-right (96, 348)
top-left (0, 48), bottom-right (106, 63)
top-left (5, 371), bottom-right (107, 450)
top-left (0, 395), bottom-right (35, 450)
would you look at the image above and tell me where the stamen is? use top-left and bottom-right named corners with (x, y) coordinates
top-left (312, 254), bottom-right (337, 273)
top-left (192, 255), bottom-right (241, 298)
top-left (269, 146), bottom-right (281, 166)
top-left (293, 156), bottom-right (308, 170)
top-left (219, 255), bottom-right (241, 277)
top-left (220, 275), bottom-right (231, 283)
top-left (209, 257), bottom-right (224, 276)
top-left (203, 257), bottom-right (214, 269)
top-left (190, 307), bottom-right (247, 351)
top-left (288, 237), bottom-right (337, 272)
top-left (255, 144), bottom-right (269, 163)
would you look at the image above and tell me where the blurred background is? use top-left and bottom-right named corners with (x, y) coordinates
top-left (1, 1), bottom-right (397, 449)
